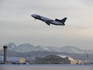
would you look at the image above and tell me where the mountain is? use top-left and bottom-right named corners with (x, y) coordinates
top-left (58, 46), bottom-right (84, 53)
top-left (14, 44), bottom-right (51, 52)
top-left (4, 42), bottom-right (17, 50)
top-left (0, 44), bottom-right (3, 51)
top-left (46, 46), bottom-right (93, 54)
top-left (3, 43), bottom-right (51, 52)
top-left (0, 42), bottom-right (93, 54)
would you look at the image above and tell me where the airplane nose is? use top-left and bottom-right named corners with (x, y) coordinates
top-left (31, 14), bottom-right (37, 17)
top-left (31, 14), bottom-right (34, 17)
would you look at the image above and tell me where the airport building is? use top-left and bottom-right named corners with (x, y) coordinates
top-left (0, 56), bottom-right (26, 64)
top-left (35, 55), bottom-right (81, 64)
top-left (8, 57), bottom-right (26, 63)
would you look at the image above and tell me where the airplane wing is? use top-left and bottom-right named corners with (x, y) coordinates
top-left (35, 17), bottom-right (53, 26)
top-left (45, 20), bottom-right (53, 25)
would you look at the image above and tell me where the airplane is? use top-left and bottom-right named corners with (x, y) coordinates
top-left (31, 14), bottom-right (67, 26)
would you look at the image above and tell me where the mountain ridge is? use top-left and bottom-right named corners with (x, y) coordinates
top-left (0, 42), bottom-right (93, 54)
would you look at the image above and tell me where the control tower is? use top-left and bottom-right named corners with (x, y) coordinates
top-left (3, 46), bottom-right (8, 64)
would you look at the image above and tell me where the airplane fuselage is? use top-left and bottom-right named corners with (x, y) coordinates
top-left (31, 14), bottom-right (67, 26)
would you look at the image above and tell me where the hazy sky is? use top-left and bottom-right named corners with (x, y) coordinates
top-left (0, 0), bottom-right (93, 49)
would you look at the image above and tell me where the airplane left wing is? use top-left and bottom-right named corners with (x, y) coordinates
top-left (45, 20), bottom-right (53, 25)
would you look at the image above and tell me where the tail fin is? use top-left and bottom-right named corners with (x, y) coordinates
top-left (55, 17), bottom-right (67, 25)
top-left (62, 17), bottom-right (67, 23)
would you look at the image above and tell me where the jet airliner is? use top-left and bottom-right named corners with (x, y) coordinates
top-left (31, 14), bottom-right (67, 26)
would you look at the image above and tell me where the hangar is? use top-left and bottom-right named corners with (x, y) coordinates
top-left (35, 55), bottom-right (81, 64)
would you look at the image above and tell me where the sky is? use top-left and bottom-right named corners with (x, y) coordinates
top-left (0, 0), bottom-right (93, 50)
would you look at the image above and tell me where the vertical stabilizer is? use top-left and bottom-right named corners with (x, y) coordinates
top-left (62, 17), bottom-right (67, 22)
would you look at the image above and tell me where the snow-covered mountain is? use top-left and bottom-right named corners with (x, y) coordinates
top-left (4, 42), bottom-right (17, 50)
top-left (0, 42), bottom-right (93, 54)
top-left (0, 46), bottom-right (3, 50)
top-left (14, 44), bottom-right (51, 52)
top-left (46, 46), bottom-right (93, 54)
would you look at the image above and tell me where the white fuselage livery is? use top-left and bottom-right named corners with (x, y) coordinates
top-left (31, 14), bottom-right (67, 26)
